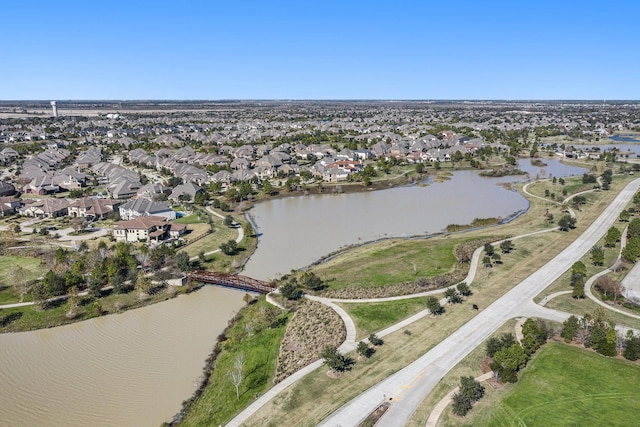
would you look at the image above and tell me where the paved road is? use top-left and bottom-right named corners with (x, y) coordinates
top-left (319, 178), bottom-right (640, 427)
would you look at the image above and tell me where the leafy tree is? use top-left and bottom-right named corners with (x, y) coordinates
top-left (459, 376), bottom-right (485, 403)
top-left (368, 333), bottom-right (384, 346)
top-left (622, 235), bottom-right (640, 262)
top-left (193, 191), bottom-right (209, 206)
top-left (590, 245), bottom-right (605, 266)
top-left (484, 243), bottom-right (495, 256)
top-left (491, 343), bottom-right (528, 383)
top-left (619, 210), bottom-right (631, 222)
top-left (521, 318), bottom-right (547, 355)
top-left (299, 271), bottom-right (325, 291)
top-left (135, 273), bottom-right (152, 296)
top-left (451, 391), bottom-right (473, 417)
top-left (499, 240), bottom-right (513, 254)
top-left (444, 287), bottom-right (462, 304)
top-left (604, 226), bottom-right (621, 247)
top-left (623, 331), bottom-right (640, 361)
top-left (262, 180), bottom-right (274, 195)
top-left (357, 341), bottom-right (374, 358)
top-left (491, 253), bottom-right (502, 264)
top-left (175, 251), bottom-right (192, 272)
top-left (558, 215), bottom-right (576, 231)
top-left (456, 282), bottom-right (471, 296)
top-left (629, 218), bottom-right (640, 238)
top-left (321, 345), bottom-right (354, 372)
top-left (279, 278), bottom-right (301, 300)
top-left (426, 296), bottom-right (444, 315)
top-left (219, 239), bottom-right (238, 255)
top-left (224, 215), bottom-right (234, 227)
top-left (561, 315), bottom-right (580, 342)
top-left (486, 333), bottom-right (516, 357)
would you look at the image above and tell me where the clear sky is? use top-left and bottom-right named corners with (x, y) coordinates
top-left (3, 0), bottom-right (639, 100)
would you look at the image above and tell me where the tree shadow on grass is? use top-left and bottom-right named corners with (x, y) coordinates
top-left (0, 311), bottom-right (23, 327)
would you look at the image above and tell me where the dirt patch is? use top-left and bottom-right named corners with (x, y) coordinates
top-left (274, 299), bottom-right (345, 383)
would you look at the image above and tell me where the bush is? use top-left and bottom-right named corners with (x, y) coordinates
top-left (368, 333), bottom-right (384, 346)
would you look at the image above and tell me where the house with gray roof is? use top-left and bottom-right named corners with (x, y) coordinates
top-left (119, 198), bottom-right (176, 221)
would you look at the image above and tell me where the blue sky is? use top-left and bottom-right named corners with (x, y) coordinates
top-left (3, 0), bottom-right (639, 100)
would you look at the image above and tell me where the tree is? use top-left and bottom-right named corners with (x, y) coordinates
top-left (70, 216), bottom-right (88, 232)
top-left (219, 239), bottom-right (238, 255)
top-left (321, 345), bottom-right (354, 373)
top-left (368, 333), bottom-right (384, 346)
top-left (486, 333), bottom-right (516, 357)
top-left (459, 375), bottom-right (485, 403)
top-left (136, 273), bottom-right (152, 297)
top-left (623, 331), bottom-right (640, 361)
top-left (279, 278), bottom-right (301, 300)
top-left (604, 226), bottom-right (621, 248)
top-left (444, 287), bottom-right (462, 304)
top-left (499, 240), bottom-right (513, 254)
top-left (299, 271), bottom-right (325, 291)
top-left (230, 353), bottom-right (245, 399)
top-left (521, 318), bottom-right (547, 355)
top-left (484, 243), bottom-right (495, 256)
top-left (619, 210), bottom-right (631, 222)
top-left (224, 215), bottom-right (234, 227)
top-left (622, 235), bottom-right (640, 262)
top-left (456, 282), bottom-right (471, 296)
top-left (262, 180), bottom-right (274, 195)
top-left (590, 245), bottom-right (605, 266)
top-left (11, 266), bottom-right (28, 302)
top-left (558, 215), bottom-right (576, 231)
top-left (561, 315), bottom-right (580, 342)
top-left (426, 296), bottom-right (444, 315)
top-left (357, 341), bottom-right (374, 358)
top-left (175, 251), bottom-right (191, 272)
top-left (451, 391), bottom-right (473, 417)
top-left (491, 343), bottom-right (528, 383)
top-left (595, 276), bottom-right (624, 301)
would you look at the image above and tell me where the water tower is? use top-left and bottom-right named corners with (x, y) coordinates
top-left (50, 101), bottom-right (58, 118)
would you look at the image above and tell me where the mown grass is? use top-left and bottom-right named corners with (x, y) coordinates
top-left (406, 320), bottom-right (518, 427)
top-left (0, 255), bottom-right (46, 304)
top-left (313, 237), bottom-right (473, 290)
top-left (244, 171), bottom-right (638, 426)
top-left (468, 342), bottom-right (640, 427)
top-left (339, 297), bottom-right (429, 339)
top-left (174, 214), bottom-right (203, 224)
top-left (179, 299), bottom-right (288, 427)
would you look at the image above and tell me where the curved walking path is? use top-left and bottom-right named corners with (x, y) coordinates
top-left (186, 205), bottom-right (244, 261)
top-left (231, 178), bottom-right (640, 427)
top-left (319, 178), bottom-right (640, 427)
top-left (424, 371), bottom-right (494, 427)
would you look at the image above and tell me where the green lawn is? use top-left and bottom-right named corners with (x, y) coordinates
top-left (174, 214), bottom-right (202, 224)
top-left (0, 256), bottom-right (46, 304)
top-left (313, 237), bottom-right (475, 290)
top-left (470, 343), bottom-right (640, 427)
top-left (339, 297), bottom-right (428, 339)
top-left (179, 299), bottom-right (288, 426)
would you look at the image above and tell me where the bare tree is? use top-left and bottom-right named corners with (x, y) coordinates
top-left (230, 353), bottom-right (245, 399)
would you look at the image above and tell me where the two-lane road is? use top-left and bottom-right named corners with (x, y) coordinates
top-left (320, 178), bottom-right (640, 427)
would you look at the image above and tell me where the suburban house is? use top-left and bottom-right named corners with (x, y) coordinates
top-left (0, 197), bottom-right (21, 217)
top-left (119, 198), bottom-right (176, 220)
top-left (18, 198), bottom-right (69, 218)
top-left (168, 182), bottom-right (202, 203)
top-left (112, 215), bottom-right (186, 243)
top-left (67, 197), bottom-right (120, 220)
top-left (0, 182), bottom-right (17, 197)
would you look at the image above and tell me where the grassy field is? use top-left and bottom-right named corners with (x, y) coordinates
top-left (313, 237), bottom-right (474, 290)
top-left (242, 170), bottom-right (639, 426)
top-left (338, 296), bottom-right (429, 339)
top-left (0, 256), bottom-right (46, 304)
top-left (406, 320), bottom-right (518, 427)
top-left (467, 343), bottom-right (640, 427)
top-left (179, 299), bottom-right (288, 427)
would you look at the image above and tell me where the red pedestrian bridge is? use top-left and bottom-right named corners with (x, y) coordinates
top-left (187, 270), bottom-right (276, 294)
